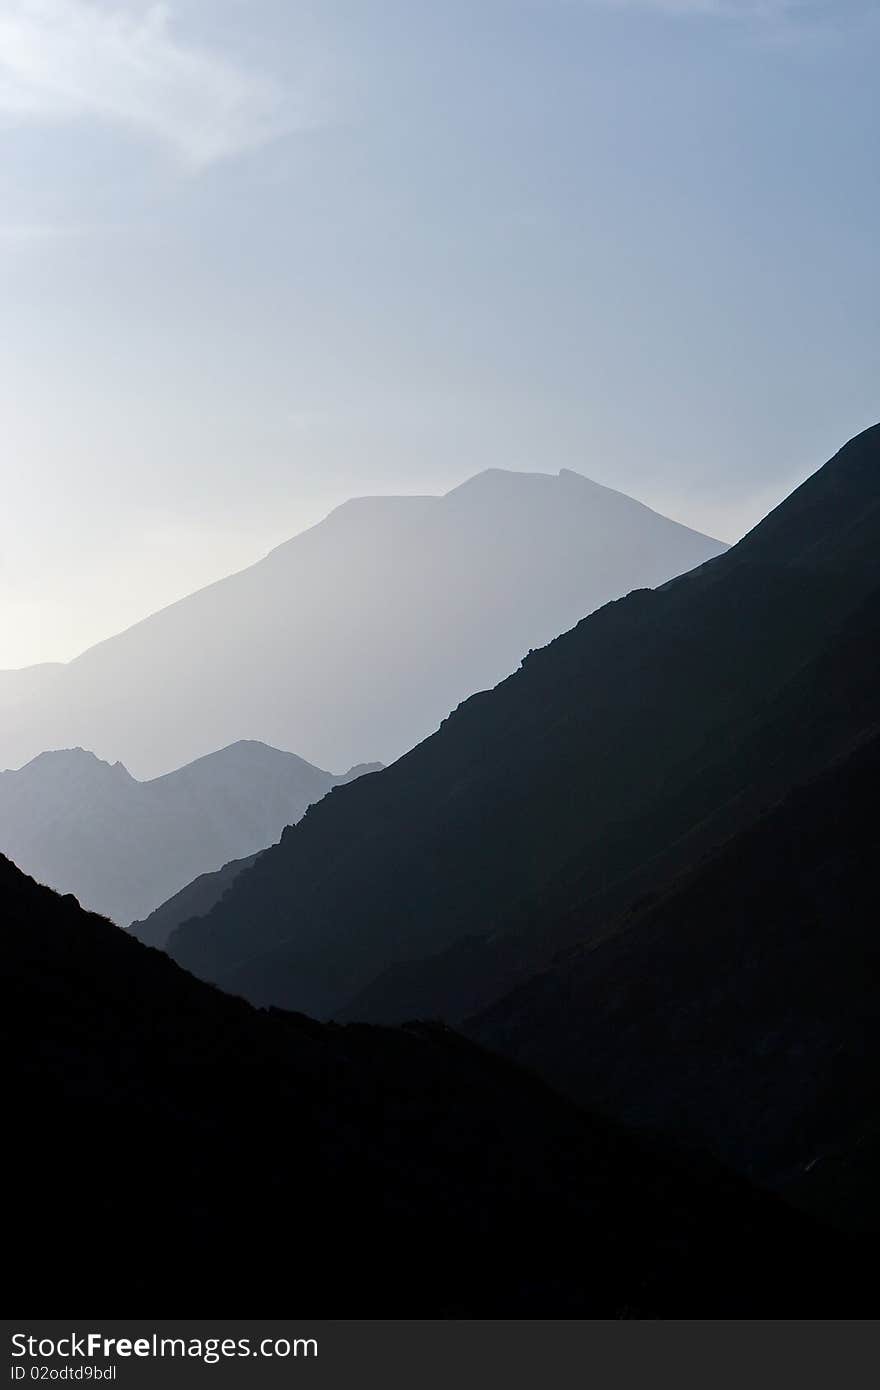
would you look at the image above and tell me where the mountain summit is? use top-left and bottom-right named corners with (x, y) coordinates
top-left (0, 469), bottom-right (725, 778)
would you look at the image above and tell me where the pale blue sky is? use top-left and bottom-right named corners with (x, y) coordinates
top-left (1, 0), bottom-right (877, 666)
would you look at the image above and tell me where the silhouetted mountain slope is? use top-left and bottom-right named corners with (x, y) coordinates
top-left (168, 424), bottom-right (880, 1026)
top-left (129, 852), bottom-right (259, 948)
top-left (0, 742), bottom-right (379, 928)
top-left (0, 469), bottom-right (725, 778)
top-left (344, 578), bottom-right (880, 1023)
top-left (3, 854), bottom-right (860, 1314)
top-left (468, 730), bottom-right (880, 1235)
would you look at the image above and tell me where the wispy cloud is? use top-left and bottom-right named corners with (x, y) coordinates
top-left (0, 1), bottom-right (305, 167)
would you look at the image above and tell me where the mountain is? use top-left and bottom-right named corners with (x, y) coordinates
top-left (469, 727), bottom-right (880, 1235)
top-left (167, 425), bottom-right (880, 1039)
top-left (0, 469), bottom-right (726, 778)
top-left (343, 568), bottom-right (880, 1024)
top-left (4, 852), bottom-right (859, 1313)
top-left (0, 741), bottom-right (380, 928)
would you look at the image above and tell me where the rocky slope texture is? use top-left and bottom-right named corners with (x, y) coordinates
top-left (168, 425), bottom-right (880, 1048)
top-left (0, 468), bottom-right (725, 778)
top-left (4, 853), bottom-right (857, 1314)
top-left (0, 740), bottom-right (378, 928)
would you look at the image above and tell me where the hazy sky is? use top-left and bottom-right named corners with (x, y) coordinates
top-left (1, 0), bottom-right (877, 668)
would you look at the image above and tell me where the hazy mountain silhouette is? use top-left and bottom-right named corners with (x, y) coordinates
top-left (167, 426), bottom-right (880, 1041)
top-left (469, 727), bottom-right (880, 1235)
top-left (5, 853), bottom-right (859, 1314)
top-left (0, 741), bottom-right (379, 928)
top-left (0, 469), bottom-right (725, 778)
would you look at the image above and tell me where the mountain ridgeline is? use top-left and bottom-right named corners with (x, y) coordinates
top-left (167, 424), bottom-right (880, 1039)
top-left (4, 853), bottom-right (860, 1314)
top-left (0, 468), bottom-right (725, 778)
top-left (0, 741), bottom-right (379, 930)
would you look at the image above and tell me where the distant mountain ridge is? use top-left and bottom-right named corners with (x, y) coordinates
top-left (0, 741), bottom-right (379, 928)
top-left (0, 467), bottom-right (726, 778)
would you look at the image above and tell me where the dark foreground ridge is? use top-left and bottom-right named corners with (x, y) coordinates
top-left (3, 854), bottom-right (861, 1315)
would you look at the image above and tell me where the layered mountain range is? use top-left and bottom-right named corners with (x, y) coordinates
top-left (0, 468), bottom-right (725, 779)
top-left (0, 740), bottom-right (378, 928)
top-left (168, 428), bottom-right (879, 1003)
top-left (5, 422), bottom-right (879, 1309)
top-left (162, 422), bottom-right (880, 1230)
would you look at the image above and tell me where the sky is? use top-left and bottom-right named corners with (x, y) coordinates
top-left (0, 0), bottom-right (877, 668)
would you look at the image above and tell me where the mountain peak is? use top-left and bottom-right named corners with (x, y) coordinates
top-left (0, 462), bottom-right (725, 778)
top-left (13, 747), bottom-right (133, 780)
top-left (443, 466), bottom-right (584, 501)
